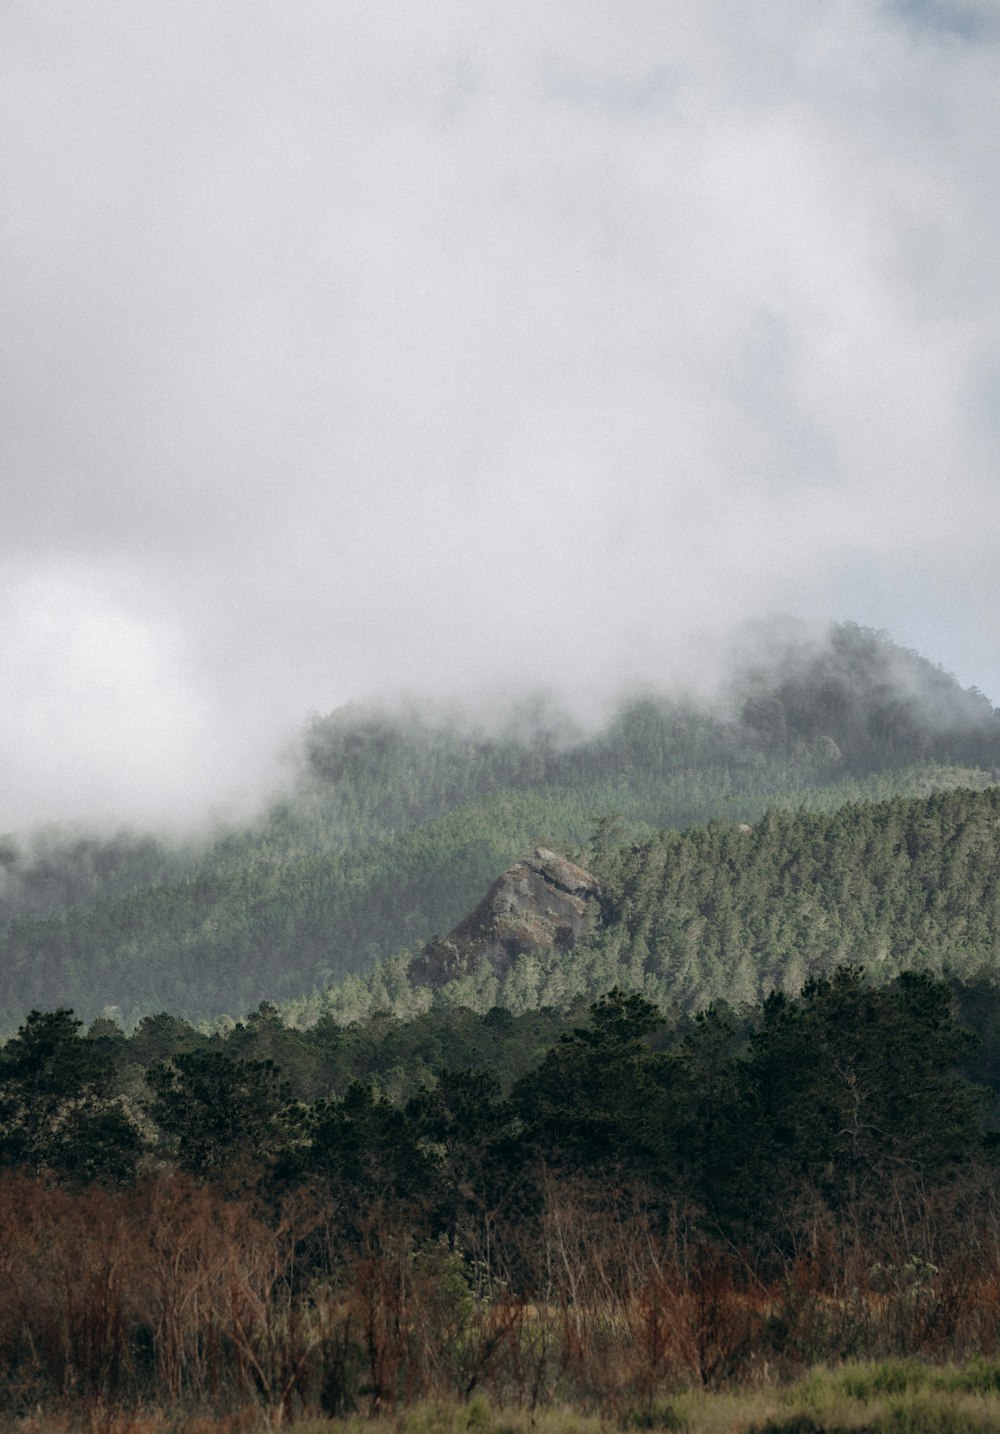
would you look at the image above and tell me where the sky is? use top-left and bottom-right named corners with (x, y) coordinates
top-left (3, 0), bottom-right (1000, 830)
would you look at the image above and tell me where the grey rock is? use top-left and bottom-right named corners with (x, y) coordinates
top-left (410, 847), bottom-right (602, 988)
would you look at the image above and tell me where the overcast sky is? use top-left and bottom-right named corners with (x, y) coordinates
top-left (3, 0), bottom-right (1000, 829)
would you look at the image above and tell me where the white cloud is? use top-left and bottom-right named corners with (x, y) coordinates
top-left (0, 562), bottom-right (229, 827)
top-left (2, 0), bottom-right (999, 828)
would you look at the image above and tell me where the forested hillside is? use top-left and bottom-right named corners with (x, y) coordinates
top-left (592, 784), bottom-right (1000, 1008)
top-left (0, 622), bottom-right (998, 1028)
top-left (300, 784), bottom-right (1000, 1023)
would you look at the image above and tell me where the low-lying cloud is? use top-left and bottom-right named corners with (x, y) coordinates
top-left (3, 0), bottom-right (1000, 829)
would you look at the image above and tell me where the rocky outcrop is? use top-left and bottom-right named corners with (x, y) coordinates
top-left (410, 847), bottom-right (602, 988)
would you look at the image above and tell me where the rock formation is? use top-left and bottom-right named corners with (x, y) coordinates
top-left (410, 847), bottom-right (601, 988)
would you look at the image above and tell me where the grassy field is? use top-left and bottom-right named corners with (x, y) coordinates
top-left (12, 1363), bottom-right (1000, 1434)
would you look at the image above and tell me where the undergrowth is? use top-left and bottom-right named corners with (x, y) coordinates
top-left (9, 1362), bottom-right (1000, 1434)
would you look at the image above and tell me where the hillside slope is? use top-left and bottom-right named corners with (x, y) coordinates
top-left (316, 785), bottom-right (1000, 1023)
top-left (0, 622), bottom-right (998, 1027)
top-left (593, 784), bottom-right (1000, 1009)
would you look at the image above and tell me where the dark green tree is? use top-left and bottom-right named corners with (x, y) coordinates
top-left (302, 1081), bottom-right (432, 1213)
top-left (407, 1068), bottom-right (521, 1249)
top-left (147, 1050), bottom-right (297, 1185)
top-left (514, 989), bottom-right (668, 1175)
top-left (730, 966), bottom-right (983, 1246)
top-left (0, 1009), bottom-right (142, 1182)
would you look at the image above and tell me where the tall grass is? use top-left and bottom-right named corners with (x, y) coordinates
top-left (11, 1368), bottom-right (1000, 1433)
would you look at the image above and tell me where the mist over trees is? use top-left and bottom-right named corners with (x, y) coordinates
top-left (733, 620), bottom-right (1000, 770)
top-left (0, 622), bottom-right (998, 1029)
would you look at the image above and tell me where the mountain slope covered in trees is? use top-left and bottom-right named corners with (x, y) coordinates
top-left (0, 622), bottom-right (998, 1027)
top-left (301, 784), bottom-right (1000, 1023)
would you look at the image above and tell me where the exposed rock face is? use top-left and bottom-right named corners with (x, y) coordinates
top-left (410, 847), bottom-right (602, 988)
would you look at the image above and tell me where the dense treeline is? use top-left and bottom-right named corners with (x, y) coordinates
top-left (1, 622), bottom-right (998, 1028)
top-left (7, 970), bottom-right (997, 1226)
top-left (588, 783), bottom-right (1000, 1009)
top-left (3, 970), bottom-right (1000, 1422)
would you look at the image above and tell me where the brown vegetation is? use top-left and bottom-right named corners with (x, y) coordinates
top-left (4, 1168), bottom-right (1000, 1428)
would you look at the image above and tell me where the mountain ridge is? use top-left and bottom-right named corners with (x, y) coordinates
top-left (1, 621), bottom-right (999, 1029)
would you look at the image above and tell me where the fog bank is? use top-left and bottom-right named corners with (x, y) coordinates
top-left (3, 1), bottom-right (1000, 829)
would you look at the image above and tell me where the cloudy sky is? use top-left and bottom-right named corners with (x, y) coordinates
top-left (3, 0), bottom-right (1000, 829)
